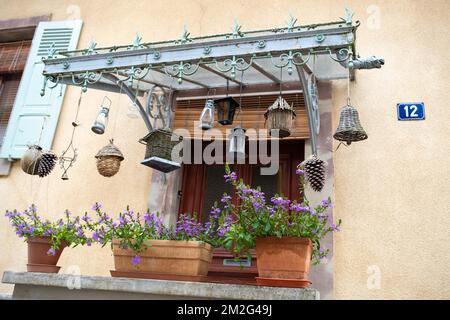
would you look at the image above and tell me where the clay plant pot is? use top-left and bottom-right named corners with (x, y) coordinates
top-left (255, 237), bottom-right (312, 288)
top-left (111, 239), bottom-right (213, 281)
top-left (27, 236), bottom-right (66, 273)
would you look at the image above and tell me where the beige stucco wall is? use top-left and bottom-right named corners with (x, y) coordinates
top-left (0, 0), bottom-right (449, 299)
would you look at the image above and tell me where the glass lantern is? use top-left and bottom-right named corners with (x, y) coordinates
top-left (228, 125), bottom-right (246, 160)
top-left (199, 99), bottom-right (215, 130)
top-left (215, 97), bottom-right (239, 125)
top-left (91, 96), bottom-right (111, 134)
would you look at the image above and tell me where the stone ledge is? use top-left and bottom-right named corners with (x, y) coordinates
top-left (0, 293), bottom-right (12, 300)
top-left (2, 271), bottom-right (319, 300)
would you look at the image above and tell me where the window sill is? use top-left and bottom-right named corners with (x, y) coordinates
top-left (2, 271), bottom-right (319, 300)
top-left (0, 159), bottom-right (12, 176)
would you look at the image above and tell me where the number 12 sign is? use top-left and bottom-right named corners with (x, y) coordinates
top-left (397, 103), bottom-right (425, 121)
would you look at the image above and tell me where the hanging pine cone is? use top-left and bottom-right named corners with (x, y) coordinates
top-left (303, 155), bottom-right (327, 192)
top-left (37, 151), bottom-right (57, 177)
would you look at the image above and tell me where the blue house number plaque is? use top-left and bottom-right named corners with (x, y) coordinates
top-left (397, 103), bottom-right (425, 121)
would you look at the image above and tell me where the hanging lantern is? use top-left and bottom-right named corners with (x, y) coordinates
top-left (228, 125), bottom-right (246, 161)
top-left (139, 129), bottom-right (182, 173)
top-left (264, 96), bottom-right (296, 138)
top-left (198, 99), bottom-right (215, 130)
top-left (333, 104), bottom-right (368, 145)
top-left (215, 97), bottom-right (239, 125)
top-left (95, 139), bottom-right (124, 177)
top-left (91, 96), bottom-right (112, 135)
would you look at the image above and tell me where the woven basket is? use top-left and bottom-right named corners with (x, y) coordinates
top-left (333, 104), bottom-right (368, 144)
top-left (95, 140), bottom-right (124, 177)
top-left (264, 96), bottom-right (296, 138)
top-left (139, 129), bottom-right (182, 161)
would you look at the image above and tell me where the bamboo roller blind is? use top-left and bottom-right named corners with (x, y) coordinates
top-left (0, 41), bottom-right (31, 74)
top-left (0, 74), bottom-right (21, 147)
top-left (173, 93), bottom-right (310, 140)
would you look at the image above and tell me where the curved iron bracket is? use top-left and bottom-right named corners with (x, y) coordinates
top-left (101, 73), bottom-right (153, 132)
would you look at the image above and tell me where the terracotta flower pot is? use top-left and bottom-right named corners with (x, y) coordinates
top-left (27, 236), bottom-right (66, 273)
top-left (111, 239), bottom-right (213, 281)
top-left (255, 237), bottom-right (312, 288)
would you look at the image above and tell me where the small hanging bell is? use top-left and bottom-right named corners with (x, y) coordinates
top-left (61, 172), bottom-right (69, 180)
top-left (333, 104), bottom-right (368, 145)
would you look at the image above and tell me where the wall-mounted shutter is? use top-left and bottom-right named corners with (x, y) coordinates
top-left (0, 20), bottom-right (82, 160)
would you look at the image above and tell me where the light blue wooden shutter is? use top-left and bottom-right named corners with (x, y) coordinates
top-left (0, 20), bottom-right (82, 160)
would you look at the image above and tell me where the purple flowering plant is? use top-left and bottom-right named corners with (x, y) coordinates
top-left (4, 204), bottom-right (93, 256)
top-left (217, 164), bottom-right (341, 264)
top-left (85, 203), bottom-right (225, 267)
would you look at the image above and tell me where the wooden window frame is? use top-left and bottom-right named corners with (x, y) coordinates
top-left (177, 140), bottom-right (304, 284)
top-left (179, 140), bottom-right (305, 218)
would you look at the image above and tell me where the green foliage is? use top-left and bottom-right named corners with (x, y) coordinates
top-left (218, 164), bottom-right (341, 265)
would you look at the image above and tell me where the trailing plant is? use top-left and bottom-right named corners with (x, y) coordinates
top-left (4, 204), bottom-right (93, 256)
top-left (215, 164), bottom-right (341, 265)
top-left (85, 203), bottom-right (226, 267)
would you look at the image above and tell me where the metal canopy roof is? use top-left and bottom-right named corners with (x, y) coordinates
top-left (39, 12), bottom-right (384, 156)
top-left (41, 18), bottom-right (358, 96)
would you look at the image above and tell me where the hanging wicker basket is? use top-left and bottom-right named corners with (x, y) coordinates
top-left (139, 129), bottom-right (182, 173)
top-left (95, 139), bottom-right (124, 177)
top-left (264, 96), bottom-right (296, 138)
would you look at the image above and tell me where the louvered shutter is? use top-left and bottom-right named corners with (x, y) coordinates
top-left (0, 20), bottom-right (82, 160)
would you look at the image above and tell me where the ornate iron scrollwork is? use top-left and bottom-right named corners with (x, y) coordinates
top-left (146, 85), bottom-right (173, 130)
top-left (215, 56), bottom-right (252, 79)
top-left (72, 71), bottom-right (102, 92)
top-left (40, 75), bottom-right (60, 96)
top-left (119, 66), bottom-right (150, 87)
top-left (164, 61), bottom-right (199, 84)
top-left (271, 51), bottom-right (311, 75)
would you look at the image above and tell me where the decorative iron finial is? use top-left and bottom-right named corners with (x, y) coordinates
top-left (46, 42), bottom-right (58, 58)
top-left (129, 33), bottom-right (145, 50)
top-left (83, 38), bottom-right (98, 55)
top-left (229, 19), bottom-right (244, 39)
top-left (286, 14), bottom-right (298, 32)
top-left (177, 26), bottom-right (192, 44)
top-left (341, 7), bottom-right (354, 25)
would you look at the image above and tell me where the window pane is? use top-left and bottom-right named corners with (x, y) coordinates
top-left (251, 165), bottom-right (282, 201)
top-left (201, 165), bottom-right (233, 222)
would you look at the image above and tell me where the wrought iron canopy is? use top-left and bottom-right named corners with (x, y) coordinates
top-left (41, 18), bottom-right (361, 95)
top-left (39, 12), bottom-right (384, 156)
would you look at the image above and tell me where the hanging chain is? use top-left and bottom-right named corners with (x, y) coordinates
top-left (111, 80), bottom-right (123, 138)
top-left (59, 90), bottom-right (83, 179)
top-left (236, 70), bottom-right (244, 125)
top-left (37, 116), bottom-right (47, 146)
top-left (256, 94), bottom-right (262, 130)
top-left (347, 51), bottom-right (352, 105)
top-left (279, 66), bottom-right (283, 97)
